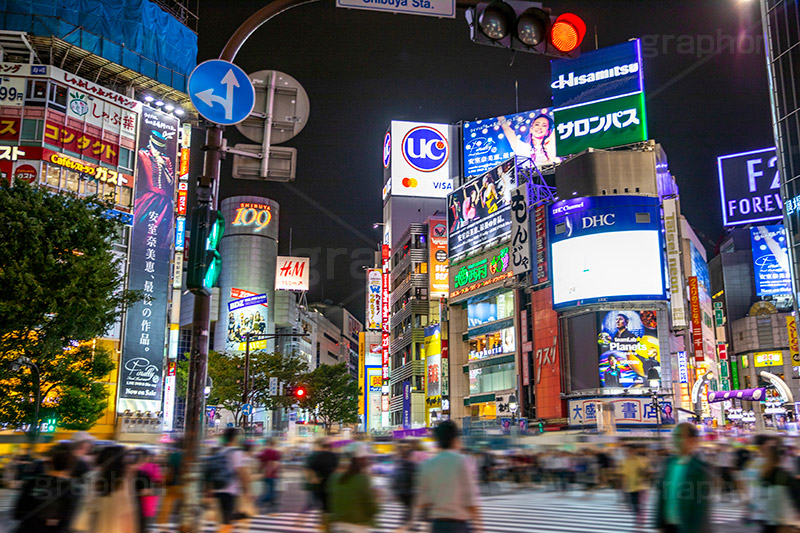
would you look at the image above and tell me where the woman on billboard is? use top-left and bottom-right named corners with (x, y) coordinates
top-left (499, 111), bottom-right (559, 167)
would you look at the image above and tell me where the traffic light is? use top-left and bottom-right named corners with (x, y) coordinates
top-left (284, 385), bottom-right (306, 399)
top-left (295, 386), bottom-right (306, 399)
top-left (466, 1), bottom-right (586, 59)
top-left (187, 206), bottom-right (224, 295)
top-left (538, 421), bottom-right (545, 433)
top-left (284, 385), bottom-right (295, 397)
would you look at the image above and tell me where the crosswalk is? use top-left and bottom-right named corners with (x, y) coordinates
top-left (150, 488), bottom-right (749, 532)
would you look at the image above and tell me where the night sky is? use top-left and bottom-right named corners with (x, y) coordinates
top-left (194, 0), bottom-right (771, 322)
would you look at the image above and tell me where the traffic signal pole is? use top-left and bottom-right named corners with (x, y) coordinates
top-left (182, 1), bottom-right (479, 530)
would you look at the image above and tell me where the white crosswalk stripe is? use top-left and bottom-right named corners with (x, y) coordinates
top-left (150, 488), bottom-right (749, 532)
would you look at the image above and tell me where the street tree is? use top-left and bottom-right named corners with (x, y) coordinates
top-left (0, 182), bottom-right (138, 433)
top-left (177, 350), bottom-right (308, 426)
top-left (299, 362), bottom-right (359, 431)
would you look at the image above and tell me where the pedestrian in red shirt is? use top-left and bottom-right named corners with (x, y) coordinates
top-left (258, 439), bottom-right (281, 514)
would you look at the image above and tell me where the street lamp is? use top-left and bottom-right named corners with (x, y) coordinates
top-left (9, 357), bottom-right (41, 445)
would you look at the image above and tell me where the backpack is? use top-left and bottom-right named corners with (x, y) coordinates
top-left (204, 449), bottom-right (234, 491)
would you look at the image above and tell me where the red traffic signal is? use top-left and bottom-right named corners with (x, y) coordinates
top-left (550, 13), bottom-right (586, 53)
top-left (295, 387), bottom-right (306, 398)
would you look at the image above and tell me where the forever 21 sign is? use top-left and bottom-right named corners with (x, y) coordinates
top-left (718, 147), bottom-right (782, 227)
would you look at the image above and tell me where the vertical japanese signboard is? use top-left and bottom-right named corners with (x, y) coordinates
top-left (382, 244), bottom-right (391, 413)
top-left (120, 107), bottom-right (178, 408)
top-left (534, 204), bottom-right (548, 284)
top-left (429, 217), bottom-right (449, 298)
top-left (688, 276), bottom-right (704, 361)
top-left (510, 185), bottom-right (531, 275)
top-left (366, 269), bottom-right (382, 330)
top-left (663, 198), bottom-right (687, 328)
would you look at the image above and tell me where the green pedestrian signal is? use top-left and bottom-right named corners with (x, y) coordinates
top-left (538, 421), bottom-right (545, 433)
top-left (187, 206), bottom-right (224, 295)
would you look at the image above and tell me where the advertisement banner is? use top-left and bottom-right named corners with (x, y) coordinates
top-left (788, 316), bottom-right (800, 364)
top-left (424, 325), bottom-right (442, 398)
top-left (451, 246), bottom-right (512, 299)
top-left (554, 92), bottom-right (647, 158)
top-left (44, 121), bottom-right (119, 166)
top-left (275, 256), bottom-right (310, 291)
top-left (402, 381), bottom-right (411, 429)
top-left (387, 121), bottom-right (456, 198)
top-left (365, 367), bottom-right (383, 431)
top-left (751, 225), bottom-right (792, 296)
top-left (717, 148), bottom-right (781, 227)
top-left (597, 310), bottom-right (660, 388)
top-left (441, 340), bottom-right (449, 398)
top-left (382, 245), bottom-right (390, 407)
top-left (448, 158), bottom-right (515, 258)
top-left (534, 204), bottom-right (548, 284)
top-left (163, 362), bottom-right (176, 432)
top-left (462, 107), bottom-right (558, 178)
top-left (226, 293), bottom-right (268, 352)
top-left (510, 185), bottom-right (531, 275)
top-left (429, 217), bottom-right (449, 298)
top-left (119, 108), bottom-right (178, 406)
top-left (568, 396), bottom-right (674, 427)
top-left (533, 286), bottom-right (563, 419)
top-left (663, 198), bottom-right (687, 328)
top-left (689, 277), bottom-right (704, 361)
top-left (754, 351), bottom-right (783, 367)
top-left (677, 351), bottom-right (688, 384)
top-left (549, 196), bottom-right (665, 309)
top-left (366, 269), bottom-right (382, 330)
top-left (551, 39), bottom-right (643, 109)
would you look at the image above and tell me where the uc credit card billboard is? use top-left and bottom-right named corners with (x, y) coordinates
top-left (385, 120), bottom-right (458, 198)
top-left (549, 195), bottom-right (665, 309)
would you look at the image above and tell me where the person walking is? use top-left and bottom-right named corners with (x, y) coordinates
top-left (305, 439), bottom-right (340, 518)
top-left (69, 431), bottom-right (95, 479)
top-left (156, 439), bottom-right (184, 527)
top-left (13, 443), bottom-right (79, 533)
top-left (74, 445), bottom-right (138, 533)
top-left (392, 442), bottom-right (417, 522)
top-left (410, 420), bottom-right (482, 533)
top-left (654, 423), bottom-right (711, 533)
top-left (204, 427), bottom-right (250, 533)
top-left (752, 439), bottom-right (797, 532)
top-left (327, 443), bottom-right (379, 533)
top-left (133, 449), bottom-right (163, 533)
top-left (257, 438), bottom-right (281, 514)
top-left (620, 446), bottom-right (649, 519)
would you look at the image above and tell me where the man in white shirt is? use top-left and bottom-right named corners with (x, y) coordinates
top-left (410, 420), bottom-right (482, 533)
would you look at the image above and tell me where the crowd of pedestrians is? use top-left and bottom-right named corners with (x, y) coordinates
top-left (8, 422), bottom-right (800, 532)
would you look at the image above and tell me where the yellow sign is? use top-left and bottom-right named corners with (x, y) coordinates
top-left (788, 316), bottom-right (799, 363)
top-left (754, 351), bottom-right (783, 367)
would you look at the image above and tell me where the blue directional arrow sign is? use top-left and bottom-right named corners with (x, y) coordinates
top-left (242, 403), bottom-right (253, 416)
top-left (188, 60), bottom-right (255, 126)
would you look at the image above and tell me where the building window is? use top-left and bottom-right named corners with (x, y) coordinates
top-left (84, 177), bottom-right (98, 196)
top-left (45, 165), bottom-right (61, 188)
top-left (26, 80), bottom-right (47, 103)
top-left (64, 170), bottom-right (79, 192)
top-left (178, 329), bottom-right (192, 360)
top-left (118, 147), bottom-right (133, 170)
top-left (49, 83), bottom-right (67, 111)
top-left (21, 119), bottom-right (42, 141)
top-left (469, 362), bottom-right (515, 394)
top-left (119, 186), bottom-right (132, 208)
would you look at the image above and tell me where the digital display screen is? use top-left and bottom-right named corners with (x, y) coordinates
top-left (549, 196), bottom-right (665, 309)
top-left (751, 225), bottom-right (792, 296)
top-left (597, 310), bottom-right (660, 388)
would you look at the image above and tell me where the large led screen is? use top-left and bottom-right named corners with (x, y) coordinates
top-left (751, 225), bottom-right (792, 296)
top-left (448, 158), bottom-right (515, 258)
top-left (549, 196), bottom-right (665, 309)
top-left (597, 309), bottom-right (660, 388)
top-left (462, 107), bottom-right (558, 178)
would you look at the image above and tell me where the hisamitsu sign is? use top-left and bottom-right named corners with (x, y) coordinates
top-left (336, 0), bottom-right (455, 18)
top-left (228, 293), bottom-right (268, 311)
top-left (717, 148), bottom-right (782, 227)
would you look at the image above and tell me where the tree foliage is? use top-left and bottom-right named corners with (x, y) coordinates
top-left (177, 350), bottom-right (309, 426)
top-left (0, 182), bottom-right (137, 432)
top-left (299, 362), bottom-right (359, 430)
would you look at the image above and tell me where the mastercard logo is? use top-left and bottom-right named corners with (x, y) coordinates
top-left (402, 177), bottom-right (418, 188)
